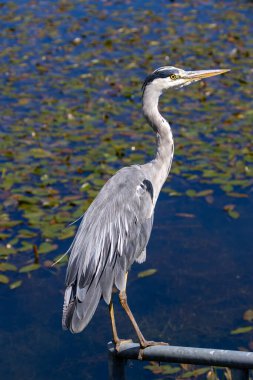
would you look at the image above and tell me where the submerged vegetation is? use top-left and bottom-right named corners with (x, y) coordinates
top-left (0, 0), bottom-right (252, 286)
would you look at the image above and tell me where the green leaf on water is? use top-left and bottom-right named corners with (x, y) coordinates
top-left (196, 189), bottom-right (213, 197)
top-left (228, 210), bottom-right (240, 219)
top-left (138, 269), bottom-right (157, 278)
top-left (0, 245), bottom-right (17, 256)
top-left (80, 182), bottom-right (91, 191)
top-left (18, 229), bottom-right (37, 238)
top-left (29, 148), bottom-right (53, 158)
top-left (39, 242), bottom-right (58, 254)
top-left (53, 254), bottom-right (69, 265)
top-left (0, 220), bottom-right (20, 228)
top-left (9, 280), bottom-right (22, 289)
top-left (0, 262), bottom-right (17, 271)
top-left (160, 365), bottom-right (181, 375)
top-left (223, 204), bottom-right (240, 219)
top-left (0, 233), bottom-right (10, 240)
top-left (231, 326), bottom-right (253, 335)
top-left (181, 367), bottom-right (210, 378)
top-left (19, 264), bottom-right (41, 273)
top-left (0, 274), bottom-right (9, 284)
top-left (227, 192), bottom-right (248, 198)
top-left (186, 189), bottom-right (197, 197)
top-left (145, 363), bottom-right (181, 375)
top-left (19, 242), bottom-right (34, 253)
top-left (59, 226), bottom-right (76, 240)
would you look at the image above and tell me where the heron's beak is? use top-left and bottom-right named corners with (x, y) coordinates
top-left (183, 69), bottom-right (230, 81)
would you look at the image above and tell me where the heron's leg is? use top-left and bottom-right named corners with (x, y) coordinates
top-left (109, 300), bottom-right (119, 343)
top-left (119, 273), bottom-right (168, 355)
top-left (109, 298), bottom-right (132, 351)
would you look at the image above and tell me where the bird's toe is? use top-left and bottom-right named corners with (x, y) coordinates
top-left (115, 338), bottom-right (133, 352)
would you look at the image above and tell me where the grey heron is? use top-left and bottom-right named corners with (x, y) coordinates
top-left (62, 66), bottom-right (229, 351)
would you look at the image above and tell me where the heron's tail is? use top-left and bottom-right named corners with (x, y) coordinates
top-left (62, 283), bottom-right (102, 333)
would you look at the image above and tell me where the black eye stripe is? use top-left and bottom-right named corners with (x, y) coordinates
top-left (142, 69), bottom-right (180, 90)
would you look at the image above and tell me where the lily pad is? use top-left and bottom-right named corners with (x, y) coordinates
top-left (181, 367), bottom-right (210, 378)
top-left (138, 269), bottom-right (157, 278)
top-left (0, 274), bottom-right (9, 284)
top-left (39, 242), bottom-right (58, 254)
top-left (19, 264), bottom-right (41, 273)
top-left (0, 263), bottom-right (17, 272)
top-left (9, 280), bottom-right (22, 290)
top-left (231, 326), bottom-right (253, 335)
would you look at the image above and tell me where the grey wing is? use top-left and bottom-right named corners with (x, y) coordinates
top-left (62, 165), bottom-right (154, 333)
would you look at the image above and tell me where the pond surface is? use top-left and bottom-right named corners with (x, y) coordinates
top-left (0, 0), bottom-right (253, 379)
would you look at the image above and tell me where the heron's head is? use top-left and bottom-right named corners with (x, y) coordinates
top-left (142, 66), bottom-right (230, 94)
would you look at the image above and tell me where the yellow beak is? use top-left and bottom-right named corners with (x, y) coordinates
top-left (184, 69), bottom-right (230, 81)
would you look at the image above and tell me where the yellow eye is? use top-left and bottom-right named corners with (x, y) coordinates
top-left (170, 74), bottom-right (178, 80)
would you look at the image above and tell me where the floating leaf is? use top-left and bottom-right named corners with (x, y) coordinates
top-left (29, 148), bottom-right (53, 158)
top-left (195, 189), bottom-right (213, 197)
top-left (0, 262), bottom-right (17, 272)
top-left (39, 242), bottom-right (58, 254)
top-left (80, 182), bottom-right (91, 191)
top-left (0, 233), bottom-right (10, 240)
top-left (138, 269), bottom-right (157, 278)
top-left (231, 326), bottom-right (253, 335)
top-left (0, 274), bottom-right (9, 284)
top-left (18, 229), bottom-right (37, 238)
top-left (9, 280), bottom-right (22, 290)
top-left (176, 213), bottom-right (195, 218)
top-left (186, 189), bottom-right (197, 197)
top-left (0, 245), bottom-right (17, 256)
top-left (227, 192), bottom-right (248, 198)
top-left (52, 254), bottom-right (69, 266)
top-left (160, 365), bottom-right (181, 375)
top-left (223, 204), bottom-right (235, 212)
top-left (59, 226), bottom-right (76, 240)
top-left (19, 264), bottom-right (41, 273)
top-left (207, 369), bottom-right (220, 380)
top-left (19, 242), bottom-right (34, 253)
top-left (181, 367), bottom-right (210, 378)
top-left (223, 204), bottom-right (240, 219)
top-left (145, 363), bottom-right (181, 375)
top-left (228, 210), bottom-right (240, 219)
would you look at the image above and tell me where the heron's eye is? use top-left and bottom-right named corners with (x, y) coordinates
top-left (170, 74), bottom-right (178, 80)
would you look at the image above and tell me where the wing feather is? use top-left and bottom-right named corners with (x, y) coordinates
top-left (63, 165), bottom-right (154, 333)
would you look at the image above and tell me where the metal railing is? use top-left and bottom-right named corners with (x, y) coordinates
top-left (108, 342), bottom-right (253, 380)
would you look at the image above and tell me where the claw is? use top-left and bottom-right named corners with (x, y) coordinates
top-left (138, 340), bottom-right (169, 360)
top-left (140, 340), bottom-right (169, 349)
top-left (138, 348), bottom-right (144, 360)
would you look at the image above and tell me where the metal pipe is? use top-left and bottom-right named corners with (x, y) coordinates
top-left (108, 342), bottom-right (253, 369)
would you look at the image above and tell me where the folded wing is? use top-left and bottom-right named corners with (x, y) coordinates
top-left (62, 165), bottom-right (154, 333)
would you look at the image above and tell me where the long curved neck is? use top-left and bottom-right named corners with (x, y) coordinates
top-left (142, 86), bottom-right (174, 189)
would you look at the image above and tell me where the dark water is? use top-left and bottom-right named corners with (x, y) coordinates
top-left (1, 191), bottom-right (253, 379)
top-left (0, 1), bottom-right (253, 379)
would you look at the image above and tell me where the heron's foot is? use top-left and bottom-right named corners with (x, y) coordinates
top-left (140, 340), bottom-right (168, 349)
top-left (115, 339), bottom-right (133, 352)
top-left (138, 340), bottom-right (169, 360)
